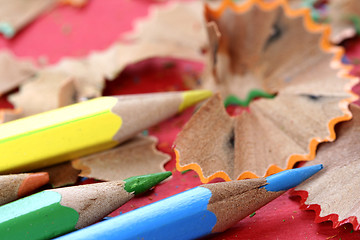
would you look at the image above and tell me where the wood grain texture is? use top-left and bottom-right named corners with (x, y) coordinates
top-left (175, 0), bottom-right (356, 183)
top-left (293, 103), bottom-right (360, 230)
top-left (72, 135), bottom-right (170, 181)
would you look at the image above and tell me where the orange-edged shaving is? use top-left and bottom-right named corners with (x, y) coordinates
top-left (292, 103), bottom-right (360, 231)
top-left (175, 0), bottom-right (358, 183)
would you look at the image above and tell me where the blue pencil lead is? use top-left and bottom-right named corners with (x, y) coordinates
top-left (55, 164), bottom-right (322, 240)
top-left (262, 164), bottom-right (323, 192)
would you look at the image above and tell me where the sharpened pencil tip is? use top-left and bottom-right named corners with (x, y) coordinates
top-left (124, 171), bottom-right (172, 195)
top-left (263, 164), bottom-right (323, 192)
top-left (178, 90), bottom-right (213, 112)
top-left (17, 172), bottom-right (50, 198)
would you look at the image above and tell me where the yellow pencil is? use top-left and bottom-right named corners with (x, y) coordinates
top-left (0, 90), bottom-right (212, 174)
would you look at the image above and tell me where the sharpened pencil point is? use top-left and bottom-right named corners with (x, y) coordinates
top-left (124, 171), bottom-right (172, 195)
top-left (263, 164), bottom-right (323, 192)
top-left (178, 90), bottom-right (213, 112)
top-left (17, 172), bottom-right (49, 197)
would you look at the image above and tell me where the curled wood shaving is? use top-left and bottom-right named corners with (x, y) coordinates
top-left (293, 104), bottom-right (360, 231)
top-left (72, 136), bottom-right (170, 181)
top-left (175, 0), bottom-right (357, 183)
top-left (0, 51), bottom-right (36, 96)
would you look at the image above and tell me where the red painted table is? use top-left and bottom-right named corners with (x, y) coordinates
top-left (0, 1), bottom-right (360, 239)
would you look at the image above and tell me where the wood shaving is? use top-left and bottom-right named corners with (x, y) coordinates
top-left (0, 51), bottom-right (36, 96)
top-left (8, 70), bottom-right (76, 117)
top-left (175, 0), bottom-right (357, 183)
top-left (0, 0), bottom-right (57, 38)
top-left (72, 135), bottom-right (170, 181)
top-left (38, 162), bottom-right (80, 188)
top-left (328, 0), bottom-right (360, 44)
top-left (293, 103), bottom-right (360, 231)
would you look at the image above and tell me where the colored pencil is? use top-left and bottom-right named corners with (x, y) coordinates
top-left (0, 172), bottom-right (49, 206)
top-left (56, 165), bottom-right (323, 240)
top-left (0, 90), bottom-right (212, 174)
top-left (0, 171), bottom-right (171, 239)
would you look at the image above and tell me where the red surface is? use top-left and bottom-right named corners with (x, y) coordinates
top-left (1, 1), bottom-right (360, 239)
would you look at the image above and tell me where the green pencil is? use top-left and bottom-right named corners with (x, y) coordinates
top-left (0, 171), bottom-right (171, 239)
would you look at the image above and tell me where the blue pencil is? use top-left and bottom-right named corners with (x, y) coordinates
top-left (56, 165), bottom-right (323, 240)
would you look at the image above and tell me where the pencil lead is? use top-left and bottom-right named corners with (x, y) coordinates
top-left (0, 172), bottom-right (49, 206)
top-left (178, 90), bottom-right (213, 112)
top-left (124, 171), bottom-right (172, 195)
top-left (0, 91), bottom-right (212, 174)
top-left (263, 164), bottom-right (323, 192)
top-left (0, 172), bottom-right (171, 239)
top-left (17, 172), bottom-right (50, 197)
top-left (54, 165), bottom-right (323, 240)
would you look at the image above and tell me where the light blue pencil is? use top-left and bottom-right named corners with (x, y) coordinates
top-left (56, 165), bottom-right (323, 240)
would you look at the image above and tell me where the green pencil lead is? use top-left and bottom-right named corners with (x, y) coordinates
top-left (249, 212), bottom-right (256, 218)
top-left (224, 95), bottom-right (249, 107)
top-left (224, 89), bottom-right (275, 107)
top-left (124, 172), bottom-right (172, 195)
top-left (181, 169), bottom-right (191, 174)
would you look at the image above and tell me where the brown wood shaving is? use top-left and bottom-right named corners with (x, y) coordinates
top-left (0, 0), bottom-right (57, 38)
top-left (175, 0), bottom-right (357, 183)
top-left (294, 103), bottom-right (360, 230)
top-left (328, 0), bottom-right (360, 44)
top-left (72, 135), bottom-right (170, 181)
top-left (0, 51), bottom-right (36, 96)
top-left (288, 0), bottom-right (360, 44)
top-left (38, 161), bottom-right (80, 188)
top-left (5, 1), bottom-right (210, 118)
top-left (125, 1), bottom-right (207, 61)
top-left (202, 1), bottom-right (352, 99)
top-left (0, 0), bottom-right (88, 38)
top-left (8, 70), bottom-right (76, 117)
